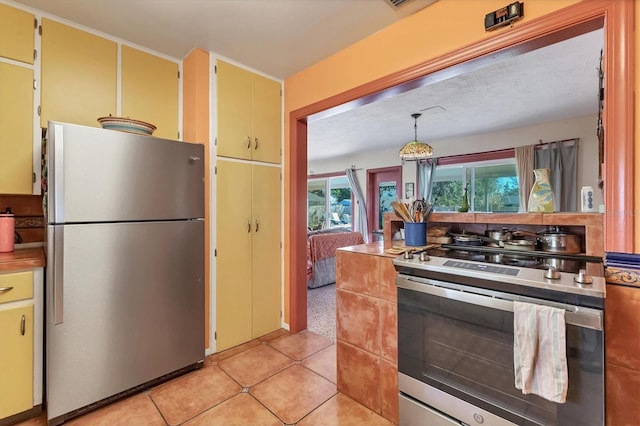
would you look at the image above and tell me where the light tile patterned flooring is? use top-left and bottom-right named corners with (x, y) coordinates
top-left (18, 330), bottom-right (393, 426)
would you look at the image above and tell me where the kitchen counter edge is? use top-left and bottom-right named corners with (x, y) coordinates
top-left (0, 247), bottom-right (46, 272)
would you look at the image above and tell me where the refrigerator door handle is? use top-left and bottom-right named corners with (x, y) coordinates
top-left (52, 123), bottom-right (65, 224)
top-left (53, 226), bottom-right (64, 324)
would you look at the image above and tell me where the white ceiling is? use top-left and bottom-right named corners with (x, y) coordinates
top-left (307, 28), bottom-right (604, 162)
top-left (12, 0), bottom-right (437, 79)
top-left (11, 0), bottom-right (603, 164)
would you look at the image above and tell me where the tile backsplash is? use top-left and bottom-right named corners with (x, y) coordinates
top-left (0, 194), bottom-right (44, 244)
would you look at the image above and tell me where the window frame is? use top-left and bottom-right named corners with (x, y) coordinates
top-left (430, 149), bottom-right (519, 212)
top-left (307, 172), bottom-right (353, 231)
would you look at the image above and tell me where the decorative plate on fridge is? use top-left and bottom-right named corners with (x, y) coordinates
top-left (97, 116), bottom-right (157, 136)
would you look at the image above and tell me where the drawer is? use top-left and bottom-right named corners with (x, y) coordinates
top-left (0, 271), bottom-right (33, 304)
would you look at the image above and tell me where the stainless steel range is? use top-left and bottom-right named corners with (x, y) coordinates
top-left (394, 248), bottom-right (605, 426)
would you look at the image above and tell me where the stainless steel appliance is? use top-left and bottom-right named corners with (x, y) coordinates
top-left (394, 250), bottom-right (605, 426)
top-left (45, 121), bottom-right (205, 425)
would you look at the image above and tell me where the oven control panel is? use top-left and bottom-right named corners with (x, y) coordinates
top-left (443, 260), bottom-right (519, 276)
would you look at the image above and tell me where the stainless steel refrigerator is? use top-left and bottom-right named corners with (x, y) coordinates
top-left (45, 121), bottom-right (205, 425)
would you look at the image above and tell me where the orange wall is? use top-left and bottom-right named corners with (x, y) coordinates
top-left (182, 48), bottom-right (211, 347)
top-left (282, 0), bottom-right (582, 323)
top-left (636, 4), bottom-right (640, 251)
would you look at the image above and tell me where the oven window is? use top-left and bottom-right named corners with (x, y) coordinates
top-left (398, 287), bottom-right (604, 426)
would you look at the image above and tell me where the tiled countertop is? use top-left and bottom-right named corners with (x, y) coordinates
top-left (337, 241), bottom-right (398, 258)
top-left (0, 247), bottom-right (46, 272)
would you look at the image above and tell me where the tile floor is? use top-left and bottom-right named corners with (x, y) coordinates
top-left (17, 330), bottom-right (393, 426)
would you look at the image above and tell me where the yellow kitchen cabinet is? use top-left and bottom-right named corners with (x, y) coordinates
top-left (217, 60), bottom-right (281, 164)
top-left (0, 4), bottom-right (35, 64)
top-left (0, 270), bottom-right (35, 421)
top-left (216, 160), bottom-right (281, 350)
top-left (0, 62), bottom-right (33, 194)
top-left (121, 46), bottom-right (179, 140)
top-left (40, 18), bottom-right (117, 128)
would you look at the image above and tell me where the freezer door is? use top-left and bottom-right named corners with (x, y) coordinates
top-left (46, 220), bottom-right (204, 421)
top-left (47, 121), bottom-right (204, 224)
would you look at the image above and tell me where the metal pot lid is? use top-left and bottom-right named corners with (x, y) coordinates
top-left (540, 226), bottom-right (574, 236)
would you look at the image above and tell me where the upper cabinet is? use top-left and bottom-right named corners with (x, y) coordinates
top-left (121, 46), bottom-right (179, 140)
top-left (0, 3), bottom-right (35, 195)
top-left (40, 18), bottom-right (117, 128)
top-left (217, 60), bottom-right (281, 163)
top-left (0, 4), bottom-right (35, 64)
top-left (0, 63), bottom-right (33, 194)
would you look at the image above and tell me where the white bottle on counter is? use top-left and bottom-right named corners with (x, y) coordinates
top-left (581, 186), bottom-right (596, 212)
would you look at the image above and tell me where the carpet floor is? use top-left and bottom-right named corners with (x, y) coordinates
top-left (307, 283), bottom-right (336, 342)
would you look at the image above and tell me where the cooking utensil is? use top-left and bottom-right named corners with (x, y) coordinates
top-left (514, 227), bottom-right (581, 253)
top-left (485, 228), bottom-right (513, 243)
top-left (452, 231), bottom-right (535, 251)
top-left (449, 232), bottom-right (485, 246)
top-left (411, 199), bottom-right (427, 222)
top-left (391, 201), bottom-right (413, 222)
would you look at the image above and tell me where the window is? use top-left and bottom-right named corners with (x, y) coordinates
top-left (307, 175), bottom-right (352, 230)
top-left (431, 159), bottom-right (519, 212)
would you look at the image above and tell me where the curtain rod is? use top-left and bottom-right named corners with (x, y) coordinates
top-left (536, 137), bottom-right (579, 147)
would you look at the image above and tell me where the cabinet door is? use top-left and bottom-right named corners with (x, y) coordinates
top-left (216, 160), bottom-right (252, 351)
top-left (0, 305), bottom-right (33, 418)
top-left (0, 4), bottom-right (34, 64)
top-left (217, 60), bottom-right (252, 160)
top-left (252, 74), bottom-right (281, 164)
top-left (121, 46), bottom-right (179, 140)
top-left (40, 19), bottom-right (117, 128)
top-left (251, 165), bottom-right (281, 337)
top-left (0, 63), bottom-right (33, 194)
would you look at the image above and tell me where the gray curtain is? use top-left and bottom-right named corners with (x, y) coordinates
top-left (417, 158), bottom-right (438, 202)
top-left (345, 168), bottom-right (369, 243)
top-left (534, 139), bottom-right (578, 211)
top-left (515, 145), bottom-right (534, 212)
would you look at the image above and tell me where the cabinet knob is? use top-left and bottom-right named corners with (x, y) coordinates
top-left (255, 220), bottom-right (260, 232)
top-left (247, 220), bottom-right (252, 233)
top-left (246, 136), bottom-right (251, 149)
top-left (0, 286), bottom-right (14, 293)
top-left (254, 137), bottom-right (259, 150)
top-left (20, 315), bottom-right (26, 336)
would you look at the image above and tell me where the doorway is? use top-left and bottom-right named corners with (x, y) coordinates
top-left (367, 167), bottom-right (402, 242)
top-left (289, 4), bottom-right (633, 334)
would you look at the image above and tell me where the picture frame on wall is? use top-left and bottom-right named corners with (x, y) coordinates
top-left (405, 182), bottom-right (414, 199)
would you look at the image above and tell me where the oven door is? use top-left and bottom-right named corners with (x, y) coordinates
top-left (397, 274), bottom-right (604, 426)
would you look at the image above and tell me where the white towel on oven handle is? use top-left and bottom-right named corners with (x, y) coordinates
top-left (513, 301), bottom-right (568, 403)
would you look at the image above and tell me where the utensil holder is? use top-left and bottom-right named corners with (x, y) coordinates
top-left (404, 222), bottom-right (427, 246)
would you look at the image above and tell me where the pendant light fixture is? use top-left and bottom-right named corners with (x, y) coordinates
top-left (398, 113), bottom-right (434, 160)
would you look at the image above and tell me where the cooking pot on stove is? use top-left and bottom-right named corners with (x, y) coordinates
top-left (484, 228), bottom-right (513, 243)
top-left (514, 227), bottom-right (581, 253)
top-left (451, 232), bottom-right (536, 251)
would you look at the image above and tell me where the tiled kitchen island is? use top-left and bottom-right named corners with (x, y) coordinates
top-left (335, 242), bottom-right (399, 424)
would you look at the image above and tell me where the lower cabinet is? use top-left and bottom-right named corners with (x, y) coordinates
top-left (605, 282), bottom-right (640, 425)
top-left (0, 305), bottom-right (33, 419)
top-left (0, 267), bottom-right (42, 422)
top-left (216, 160), bottom-right (281, 351)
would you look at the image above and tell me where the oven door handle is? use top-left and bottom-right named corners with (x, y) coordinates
top-left (398, 276), bottom-right (603, 330)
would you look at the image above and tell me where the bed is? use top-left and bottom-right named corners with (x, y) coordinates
top-left (307, 229), bottom-right (364, 288)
